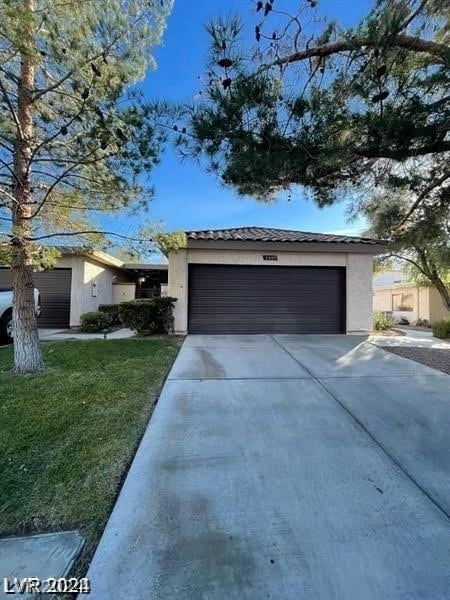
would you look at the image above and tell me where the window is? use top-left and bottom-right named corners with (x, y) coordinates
top-left (392, 292), bottom-right (414, 311)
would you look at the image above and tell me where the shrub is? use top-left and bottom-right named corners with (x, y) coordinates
top-left (373, 311), bottom-right (396, 331)
top-left (119, 297), bottom-right (176, 335)
top-left (432, 319), bottom-right (450, 339)
top-left (80, 311), bottom-right (109, 333)
top-left (98, 304), bottom-right (121, 327)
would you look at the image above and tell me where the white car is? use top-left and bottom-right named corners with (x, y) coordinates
top-left (0, 289), bottom-right (41, 343)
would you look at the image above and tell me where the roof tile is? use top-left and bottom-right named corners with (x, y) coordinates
top-left (186, 226), bottom-right (383, 245)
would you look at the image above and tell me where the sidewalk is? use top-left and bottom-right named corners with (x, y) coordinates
top-left (369, 328), bottom-right (450, 349)
top-left (39, 328), bottom-right (135, 341)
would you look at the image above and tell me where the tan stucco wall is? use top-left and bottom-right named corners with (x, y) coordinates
top-left (372, 285), bottom-right (443, 324)
top-left (56, 255), bottom-right (130, 326)
top-left (168, 250), bottom-right (188, 334)
top-left (346, 253), bottom-right (373, 333)
top-left (373, 285), bottom-right (421, 322)
top-left (429, 287), bottom-right (450, 322)
top-left (168, 248), bottom-right (374, 335)
top-left (373, 288), bottom-right (392, 312)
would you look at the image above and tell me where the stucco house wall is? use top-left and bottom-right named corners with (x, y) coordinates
top-left (429, 287), bottom-right (450, 322)
top-left (169, 248), bottom-right (375, 335)
top-left (112, 282), bottom-right (136, 304)
top-left (56, 254), bottom-right (131, 326)
top-left (373, 284), bottom-right (449, 324)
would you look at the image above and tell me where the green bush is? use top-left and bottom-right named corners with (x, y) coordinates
top-left (80, 311), bottom-right (110, 333)
top-left (98, 304), bottom-right (121, 327)
top-left (432, 319), bottom-right (450, 339)
top-left (118, 297), bottom-right (176, 335)
top-left (373, 311), bottom-right (396, 331)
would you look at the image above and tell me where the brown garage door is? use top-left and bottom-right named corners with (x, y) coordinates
top-left (188, 264), bottom-right (346, 334)
top-left (0, 268), bottom-right (72, 328)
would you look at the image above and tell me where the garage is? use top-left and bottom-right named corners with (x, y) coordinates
top-left (0, 267), bottom-right (72, 328)
top-left (189, 264), bottom-right (346, 334)
top-left (168, 227), bottom-right (385, 335)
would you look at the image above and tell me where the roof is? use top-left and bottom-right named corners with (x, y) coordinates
top-left (122, 263), bottom-right (168, 271)
top-left (186, 226), bottom-right (383, 245)
top-left (59, 247), bottom-right (124, 269)
top-left (373, 270), bottom-right (411, 288)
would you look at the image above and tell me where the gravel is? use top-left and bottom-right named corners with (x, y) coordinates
top-left (384, 347), bottom-right (450, 375)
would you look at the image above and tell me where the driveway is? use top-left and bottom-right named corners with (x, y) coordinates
top-left (86, 335), bottom-right (450, 600)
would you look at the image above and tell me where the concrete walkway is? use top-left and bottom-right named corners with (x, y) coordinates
top-left (86, 335), bottom-right (450, 600)
top-left (370, 328), bottom-right (450, 349)
top-left (39, 327), bottom-right (134, 341)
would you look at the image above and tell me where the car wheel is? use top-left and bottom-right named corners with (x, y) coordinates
top-left (0, 311), bottom-right (13, 344)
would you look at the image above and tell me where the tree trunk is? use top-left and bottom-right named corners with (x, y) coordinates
top-left (430, 272), bottom-right (450, 313)
top-left (415, 248), bottom-right (450, 314)
top-left (11, 0), bottom-right (44, 373)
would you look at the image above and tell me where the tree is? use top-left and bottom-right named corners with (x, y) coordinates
top-left (0, 0), bottom-right (172, 373)
top-left (182, 0), bottom-right (448, 209)
top-left (360, 160), bottom-right (450, 310)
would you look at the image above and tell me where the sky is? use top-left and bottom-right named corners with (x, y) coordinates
top-left (109, 0), bottom-right (374, 243)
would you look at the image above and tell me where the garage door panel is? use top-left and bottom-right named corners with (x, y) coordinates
top-left (0, 267), bottom-right (71, 328)
top-left (188, 264), bottom-right (346, 334)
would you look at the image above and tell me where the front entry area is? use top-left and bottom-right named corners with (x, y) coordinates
top-left (188, 264), bottom-right (346, 334)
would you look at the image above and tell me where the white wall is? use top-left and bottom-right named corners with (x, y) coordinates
top-left (56, 255), bottom-right (130, 326)
top-left (168, 248), bottom-right (375, 335)
top-left (112, 283), bottom-right (136, 303)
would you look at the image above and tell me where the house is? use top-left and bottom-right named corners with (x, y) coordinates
top-left (0, 248), bottom-right (168, 328)
top-left (0, 226), bottom-right (387, 333)
top-left (168, 227), bottom-right (385, 335)
top-left (373, 270), bottom-right (449, 325)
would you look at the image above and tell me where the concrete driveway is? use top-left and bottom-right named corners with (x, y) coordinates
top-left (86, 335), bottom-right (450, 600)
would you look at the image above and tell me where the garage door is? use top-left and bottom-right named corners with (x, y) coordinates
top-left (0, 268), bottom-right (72, 328)
top-left (188, 264), bottom-right (346, 334)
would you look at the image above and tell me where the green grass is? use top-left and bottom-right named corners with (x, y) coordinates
top-left (0, 337), bottom-right (181, 570)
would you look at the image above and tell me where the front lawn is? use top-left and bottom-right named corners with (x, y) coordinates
top-left (0, 337), bottom-right (181, 571)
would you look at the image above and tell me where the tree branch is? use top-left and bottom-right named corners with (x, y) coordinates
top-left (12, 230), bottom-right (151, 243)
top-left (388, 252), bottom-right (429, 278)
top-left (354, 140), bottom-right (450, 160)
top-left (0, 78), bottom-right (23, 139)
top-left (399, 0), bottom-right (429, 32)
top-left (261, 34), bottom-right (449, 71)
top-left (394, 172), bottom-right (450, 230)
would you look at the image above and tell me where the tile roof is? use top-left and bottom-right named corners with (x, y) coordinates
top-left (186, 227), bottom-right (383, 245)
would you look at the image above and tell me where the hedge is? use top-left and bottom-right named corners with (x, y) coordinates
top-left (80, 311), bottom-right (110, 333)
top-left (98, 304), bottom-right (121, 327)
top-left (432, 319), bottom-right (450, 339)
top-left (118, 297), bottom-right (176, 335)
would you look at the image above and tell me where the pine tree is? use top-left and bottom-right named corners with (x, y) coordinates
top-left (0, 0), bottom-right (172, 373)
top-left (184, 1), bottom-right (448, 203)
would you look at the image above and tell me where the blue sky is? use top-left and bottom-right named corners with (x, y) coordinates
top-left (110, 0), bottom-right (374, 240)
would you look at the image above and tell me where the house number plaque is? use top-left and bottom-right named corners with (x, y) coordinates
top-left (263, 255), bottom-right (278, 261)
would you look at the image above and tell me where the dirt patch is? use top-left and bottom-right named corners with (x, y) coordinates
top-left (370, 328), bottom-right (405, 337)
top-left (384, 347), bottom-right (450, 375)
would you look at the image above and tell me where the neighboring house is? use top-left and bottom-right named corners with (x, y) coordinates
top-left (373, 270), bottom-right (449, 324)
top-left (0, 248), bottom-right (168, 328)
top-left (168, 227), bottom-right (385, 335)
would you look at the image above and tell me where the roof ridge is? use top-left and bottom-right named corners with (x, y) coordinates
top-left (186, 225), bottom-right (374, 238)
